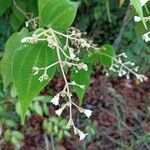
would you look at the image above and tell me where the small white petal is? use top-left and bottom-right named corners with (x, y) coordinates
top-left (21, 38), bottom-right (28, 43)
top-left (70, 51), bottom-right (76, 59)
top-left (50, 94), bottom-right (60, 106)
top-left (69, 48), bottom-right (76, 60)
top-left (74, 128), bottom-right (78, 135)
top-left (134, 16), bottom-right (141, 22)
top-left (83, 109), bottom-right (92, 118)
top-left (77, 129), bottom-right (88, 140)
top-left (55, 109), bottom-right (63, 116)
top-left (25, 22), bottom-right (28, 27)
top-left (55, 103), bottom-right (68, 116)
top-left (33, 71), bottom-right (39, 75)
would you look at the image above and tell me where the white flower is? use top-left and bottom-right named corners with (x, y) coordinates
top-left (83, 109), bottom-right (92, 118)
top-left (134, 16), bottom-right (141, 22)
top-left (38, 74), bottom-right (49, 82)
top-left (21, 37), bottom-right (38, 44)
top-left (136, 74), bottom-right (148, 82)
top-left (32, 66), bottom-right (39, 71)
top-left (77, 129), bottom-right (88, 140)
top-left (140, 0), bottom-right (149, 6)
top-left (142, 32), bottom-right (150, 42)
top-left (118, 72), bottom-right (123, 77)
top-left (74, 127), bottom-right (78, 134)
top-left (122, 53), bottom-right (128, 58)
top-left (82, 64), bottom-right (88, 71)
top-left (25, 21), bottom-right (29, 27)
top-left (55, 103), bottom-right (68, 116)
top-left (55, 108), bottom-right (63, 116)
top-left (21, 37), bottom-right (28, 43)
top-left (78, 63), bottom-right (88, 71)
top-left (32, 66), bottom-right (39, 75)
top-left (50, 94), bottom-right (60, 105)
top-left (69, 48), bottom-right (76, 60)
top-left (33, 71), bottom-right (39, 75)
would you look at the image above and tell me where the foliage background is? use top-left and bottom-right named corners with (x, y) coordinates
top-left (0, 0), bottom-right (150, 149)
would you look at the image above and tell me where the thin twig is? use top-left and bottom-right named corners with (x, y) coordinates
top-left (12, 0), bottom-right (30, 20)
top-left (50, 134), bottom-right (55, 150)
top-left (12, 0), bottom-right (37, 29)
top-left (113, 4), bottom-right (131, 49)
top-left (44, 134), bottom-right (51, 150)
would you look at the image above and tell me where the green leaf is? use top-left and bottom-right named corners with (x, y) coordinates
top-left (4, 129), bottom-right (12, 142)
top-left (38, 0), bottom-right (50, 14)
top-left (39, 0), bottom-right (78, 31)
top-left (84, 48), bottom-right (100, 64)
top-left (0, 0), bottom-right (11, 16)
top-left (130, 0), bottom-right (147, 29)
top-left (99, 44), bottom-right (116, 67)
top-left (13, 42), bottom-right (57, 121)
top-left (71, 65), bottom-right (92, 105)
top-left (57, 130), bottom-right (63, 140)
top-left (46, 122), bottom-right (53, 134)
top-left (1, 28), bottom-right (29, 90)
top-left (34, 101), bottom-right (43, 116)
top-left (64, 130), bottom-right (71, 137)
top-left (134, 21), bottom-right (150, 37)
top-left (12, 131), bottom-right (24, 140)
top-left (43, 102), bottom-right (49, 115)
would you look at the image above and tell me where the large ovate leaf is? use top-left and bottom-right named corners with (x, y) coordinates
top-left (13, 42), bottom-right (57, 121)
top-left (0, 0), bottom-right (11, 16)
top-left (38, 0), bottom-right (50, 14)
top-left (1, 28), bottom-right (29, 90)
top-left (99, 44), bottom-right (116, 67)
top-left (130, 0), bottom-right (147, 29)
top-left (39, 0), bottom-right (78, 31)
top-left (71, 65), bottom-right (92, 105)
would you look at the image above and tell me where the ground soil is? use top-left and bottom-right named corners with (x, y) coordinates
top-left (1, 69), bottom-right (150, 150)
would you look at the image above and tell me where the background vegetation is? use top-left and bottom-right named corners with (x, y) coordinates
top-left (0, 0), bottom-right (150, 149)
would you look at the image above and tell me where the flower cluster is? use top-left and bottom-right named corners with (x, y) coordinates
top-left (21, 26), bottom-right (147, 140)
top-left (25, 17), bottom-right (39, 29)
top-left (49, 82), bottom-right (92, 140)
top-left (107, 53), bottom-right (148, 82)
top-left (21, 27), bottom-right (94, 140)
top-left (67, 27), bottom-right (96, 50)
top-left (21, 36), bottom-right (38, 44)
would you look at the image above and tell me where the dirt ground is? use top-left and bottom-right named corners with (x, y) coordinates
top-left (1, 68), bottom-right (150, 150)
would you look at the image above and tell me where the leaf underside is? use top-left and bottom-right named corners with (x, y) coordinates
top-left (13, 42), bottom-right (57, 121)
